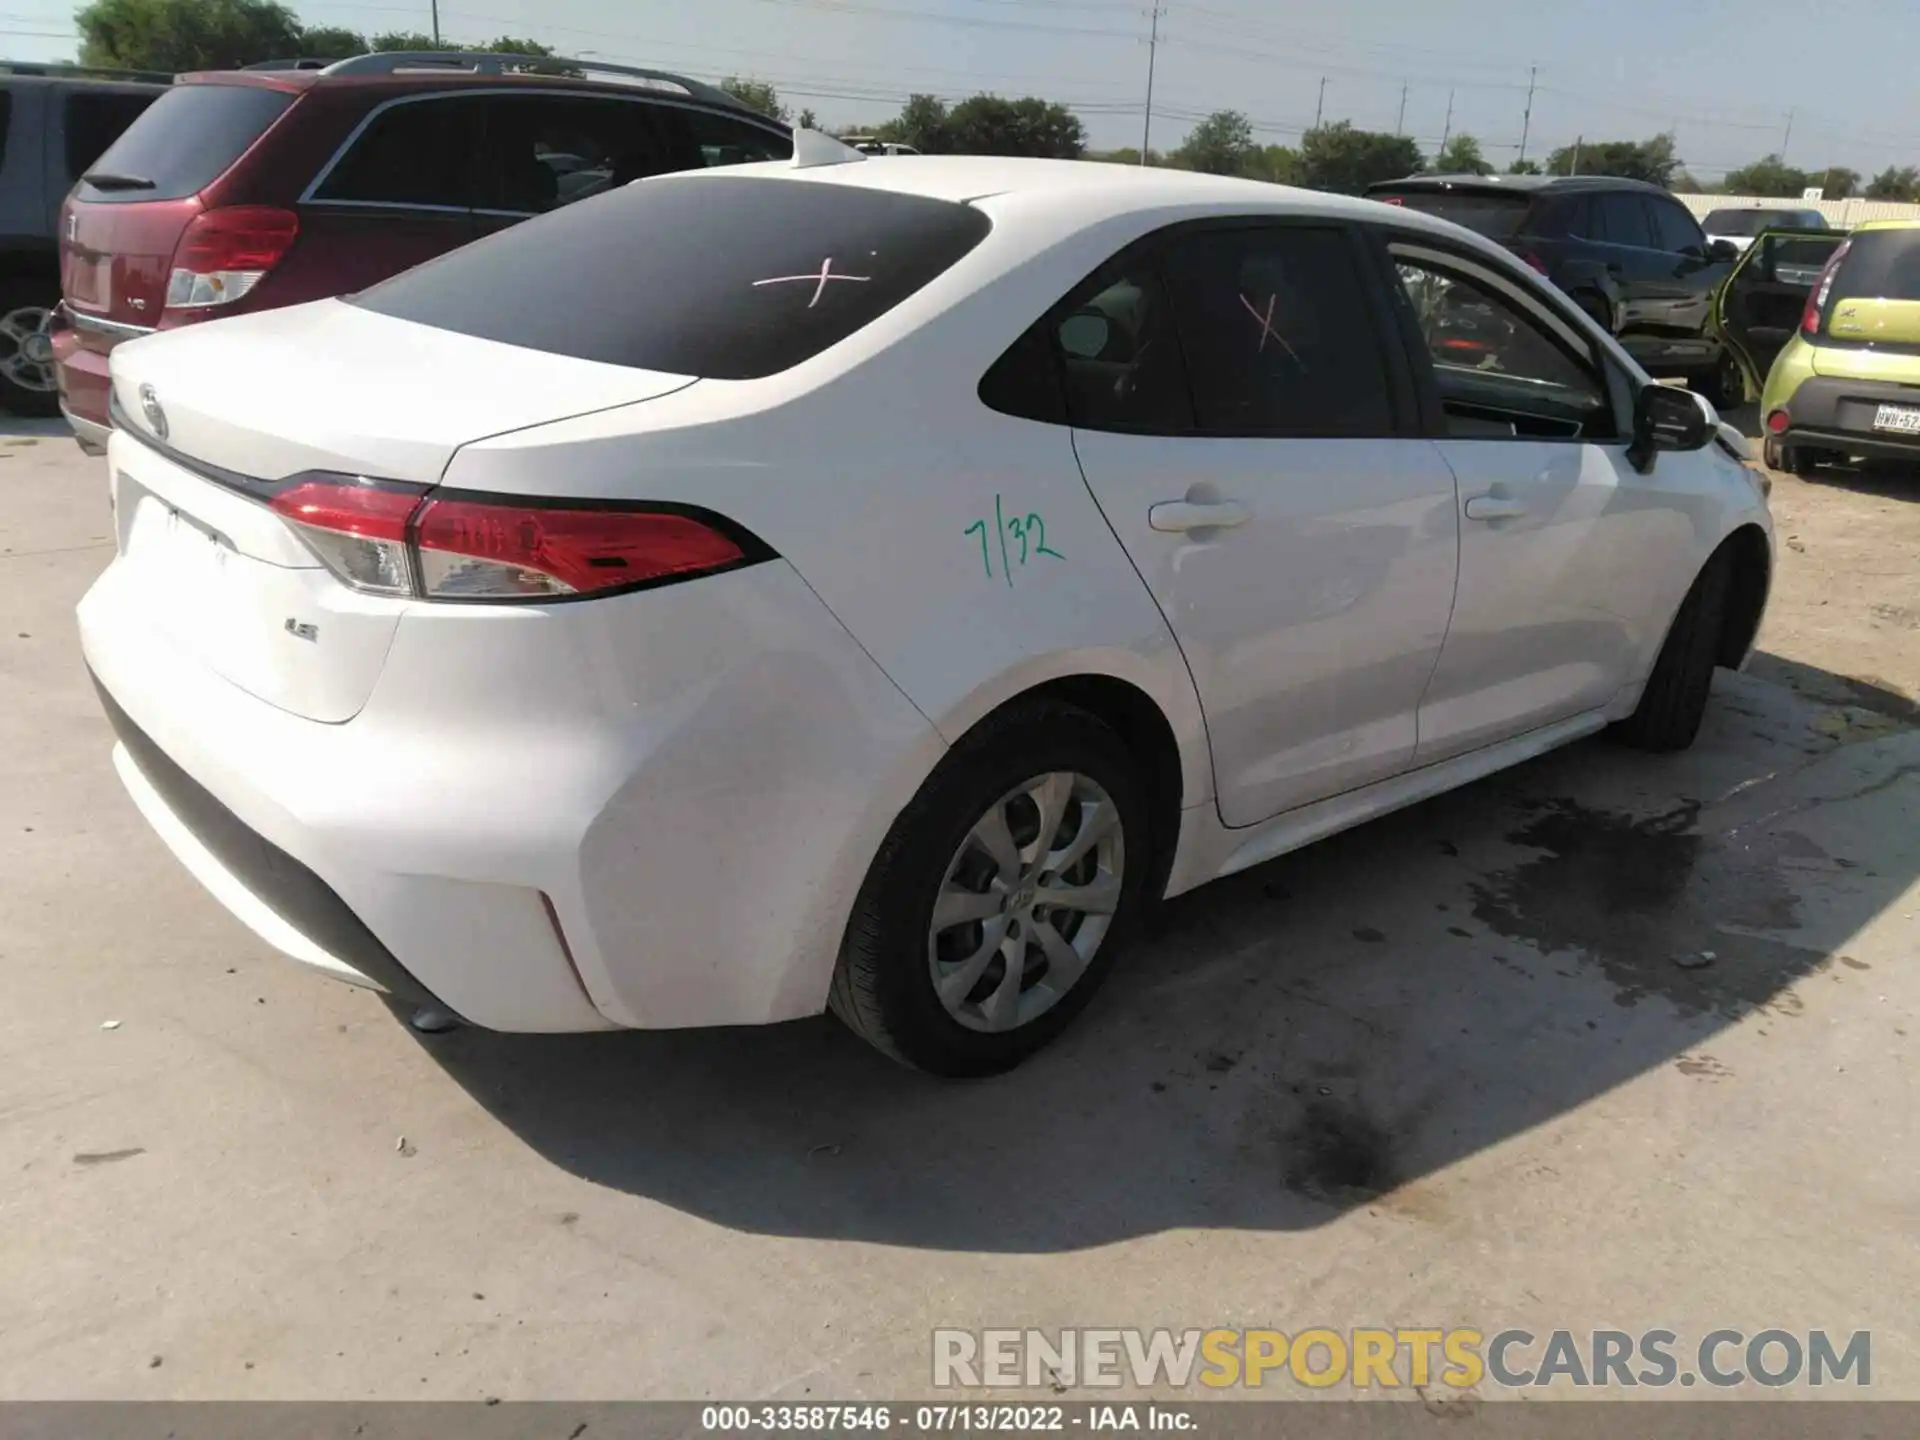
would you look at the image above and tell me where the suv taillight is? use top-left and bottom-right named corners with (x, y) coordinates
top-left (267, 475), bottom-right (757, 602)
top-left (165, 206), bottom-right (299, 312)
top-left (1800, 239), bottom-right (1850, 338)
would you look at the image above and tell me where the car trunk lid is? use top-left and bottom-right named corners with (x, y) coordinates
top-left (105, 300), bottom-right (698, 722)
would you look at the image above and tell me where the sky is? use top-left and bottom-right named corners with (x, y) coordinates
top-left (7, 0), bottom-right (1920, 183)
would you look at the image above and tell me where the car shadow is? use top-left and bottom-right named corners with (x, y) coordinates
top-left (403, 666), bottom-right (1917, 1253)
top-left (1796, 459), bottom-right (1920, 502)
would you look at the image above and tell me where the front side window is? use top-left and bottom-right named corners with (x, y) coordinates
top-left (1392, 249), bottom-right (1615, 440)
top-left (474, 94), bottom-right (675, 213)
top-left (352, 174), bottom-right (990, 379)
top-left (684, 109), bottom-right (791, 167)
top-left (312, 96), bottom-right (479, 208)
top-left (1159, 225), bottom-right (1398, 437)
top-left (1647, 199), bottom-right (1705, 254)
top-left (1597, 194), bottom-right (1654, 250)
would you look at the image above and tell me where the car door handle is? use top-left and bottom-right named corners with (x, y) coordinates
top-left (1464, 494), bottom-right (1529, 521)
top-left (1148, 500), bottom-right (1251, 533)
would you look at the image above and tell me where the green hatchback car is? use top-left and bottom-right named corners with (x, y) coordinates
top-left (1719, 219), bottom-right (1920, 475)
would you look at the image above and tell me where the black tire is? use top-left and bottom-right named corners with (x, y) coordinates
top-left (828, 701), bottom-right (1154, 1076)
top-left (1692, 352), bottom-right (1743, 410)
top-left (1611, 549), bottom-right (1733, 753)
top-left (0, 276), bottom-right (61, 418)
top-left (1779, 442), bottom-right (1826, 479)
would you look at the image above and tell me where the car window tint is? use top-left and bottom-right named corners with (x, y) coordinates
top-left (682, 109), bottom-right (791, 167)
top-left (1393, 253), bottom-right (1614, 441)
top-left (76, 82), bottom-right (292, 203)
top-left (1647, 199), bottom-right (1704, 253)
top-left (1159, 226), bottom-right (1395, 437)
top-left (351, 174), bottom-right (990, 379)
top-left (312, 96), bottom-right (478, 208)
top-left (1830, 227), bottom-right (1920, 303)
top-left (0, 92), bottom-right (12, 169)
top-left (475, 95), bottom-right (679, 214)
top-left (1599, 194), bottom-right (1654, 249)
top-left (63, 90), bottom-right (159, 185)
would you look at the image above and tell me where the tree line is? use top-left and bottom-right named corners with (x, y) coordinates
top-left (75, 0), bottom-right (561, 70)
top-left (69, 0), bottom-right (1920, 203)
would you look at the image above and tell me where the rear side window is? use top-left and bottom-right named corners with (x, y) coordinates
top-left (1832, 229), bottom-right (1920, 303)
top-left (312, 96), bottom-right (479, 208)
top-left (75, 83), bottom-right (291, 202)
top-left (1369, 189), bottom-right (1535, 241)
top-left (63, 89), bottom-right (160, 185)
top-left (350, 174), bottom-right (991, 378)
top-left (1160, 226), bottom-right (1397, 437)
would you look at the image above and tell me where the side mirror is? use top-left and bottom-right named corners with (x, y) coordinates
top-left (1627, 382), bottom-right (1714, 473)
top-left (1057, 311), bottom-right (1112, 360)
top-left (1708, 238), bottom-right (1741, 262)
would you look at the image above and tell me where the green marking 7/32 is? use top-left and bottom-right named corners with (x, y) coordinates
top-left (964, 494), bottom-right (1065, 585)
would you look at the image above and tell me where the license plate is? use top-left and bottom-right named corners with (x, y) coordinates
top-left (1871, 403), bottom-right (1920, 434)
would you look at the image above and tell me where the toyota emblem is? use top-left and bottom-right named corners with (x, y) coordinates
top-left (138, 382), bottom-right (167, 441)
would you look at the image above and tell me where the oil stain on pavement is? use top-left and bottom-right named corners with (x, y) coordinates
top-left (1468, 798), bottom-right (1815, 1018)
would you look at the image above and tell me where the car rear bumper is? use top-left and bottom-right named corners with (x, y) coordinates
top-left (1773, 373), bottom-right (1920, 458)
top-left (50, 303), bottom-right (142, 443)
top-left (77, 517), bottom-right (943, 1033)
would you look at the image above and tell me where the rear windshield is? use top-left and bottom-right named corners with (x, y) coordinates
top-left (1833, 228), bottom-right (1920, 303)
top-left (350, 174), bottom-right (993, 379)
top-left (75, 82), bottom-right (292, 202)
top-left (1371, 189), bottom-right (1534, 240)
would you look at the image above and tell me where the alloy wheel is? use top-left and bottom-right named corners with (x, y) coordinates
top-left (0, 306), bottom-right (57, 393)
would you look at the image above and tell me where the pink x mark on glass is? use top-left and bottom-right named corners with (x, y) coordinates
top-left (1238, 291), bottom-right (1299, 360)
top-left (751, 256), bottom-right (873, 308)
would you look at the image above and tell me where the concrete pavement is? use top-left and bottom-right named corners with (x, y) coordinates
top-left (2, 428), bottom-right (1914, 1401)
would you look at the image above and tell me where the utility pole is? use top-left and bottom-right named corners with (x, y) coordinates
top-left (1781, 108), bottom-right (1795, 161)
top-left (1438, 89), bottom-right (1454, 157)
top-left (1140, 3), bottom-right (1160, 165)
top-left (1314, 77), bottom-right (1326, 129)
top-left (1396, 83), bottom-right (1408, 136)
top-left (1570, 134), bottom-right (1582, 176)
top-left (1518, 65), bottom-right (1536, 164)
top-left (430, 0), bottom-right (440, 44)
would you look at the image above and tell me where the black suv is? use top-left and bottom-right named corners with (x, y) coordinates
top-left (0, 65), bottom-right (166, 413)
top-left (1367, 174), bottom-right (1742, 404)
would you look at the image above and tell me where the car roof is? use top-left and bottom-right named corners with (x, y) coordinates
top-left (173, 60), bottom-right (768, 119)
top-left (1854, 218), bottom-right (1920, 233)
top-left (1371, 172), bottom-right (1674, 198)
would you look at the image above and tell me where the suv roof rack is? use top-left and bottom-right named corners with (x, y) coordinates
top-left (316, 51), bottom-right (754, 113)
top-left (0, 59), bottom-right (173, 83)
top-left (243, 58), bottom-right (333, 71)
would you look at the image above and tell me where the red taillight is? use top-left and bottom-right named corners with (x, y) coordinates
top-left (1766, 408), bottom-right (1790, 435)
top-left (1800, 240), bottom-right (1850, 338)
top-left (269, 479), bottom-right (422, 597)
top-left (1520, 252), bottom-right (1550, 275)
top-left (166, 206), bottom-right (299, 312)
top-left (414, 500), bottom-right (745, 598)
top-left (268, 474), bottom-right (754, 601)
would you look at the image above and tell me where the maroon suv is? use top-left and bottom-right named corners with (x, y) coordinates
top-left (52, 51), bottom-right (792, 450)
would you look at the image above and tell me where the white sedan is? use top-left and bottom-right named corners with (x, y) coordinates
top-left (80, 136), bottom-right (1773, 1075)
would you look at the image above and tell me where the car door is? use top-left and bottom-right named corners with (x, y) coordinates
top-left (1379, 235), bottom-right (1692, 762)
top-left (292, 93), bottom-right (482, 304)
top-left (1642, 194), bottom-right (1733, 372)
top-left (1065, 220), bottom-right (1462, 828)
top-left (1717, 228), bottom-right (1850, 397)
